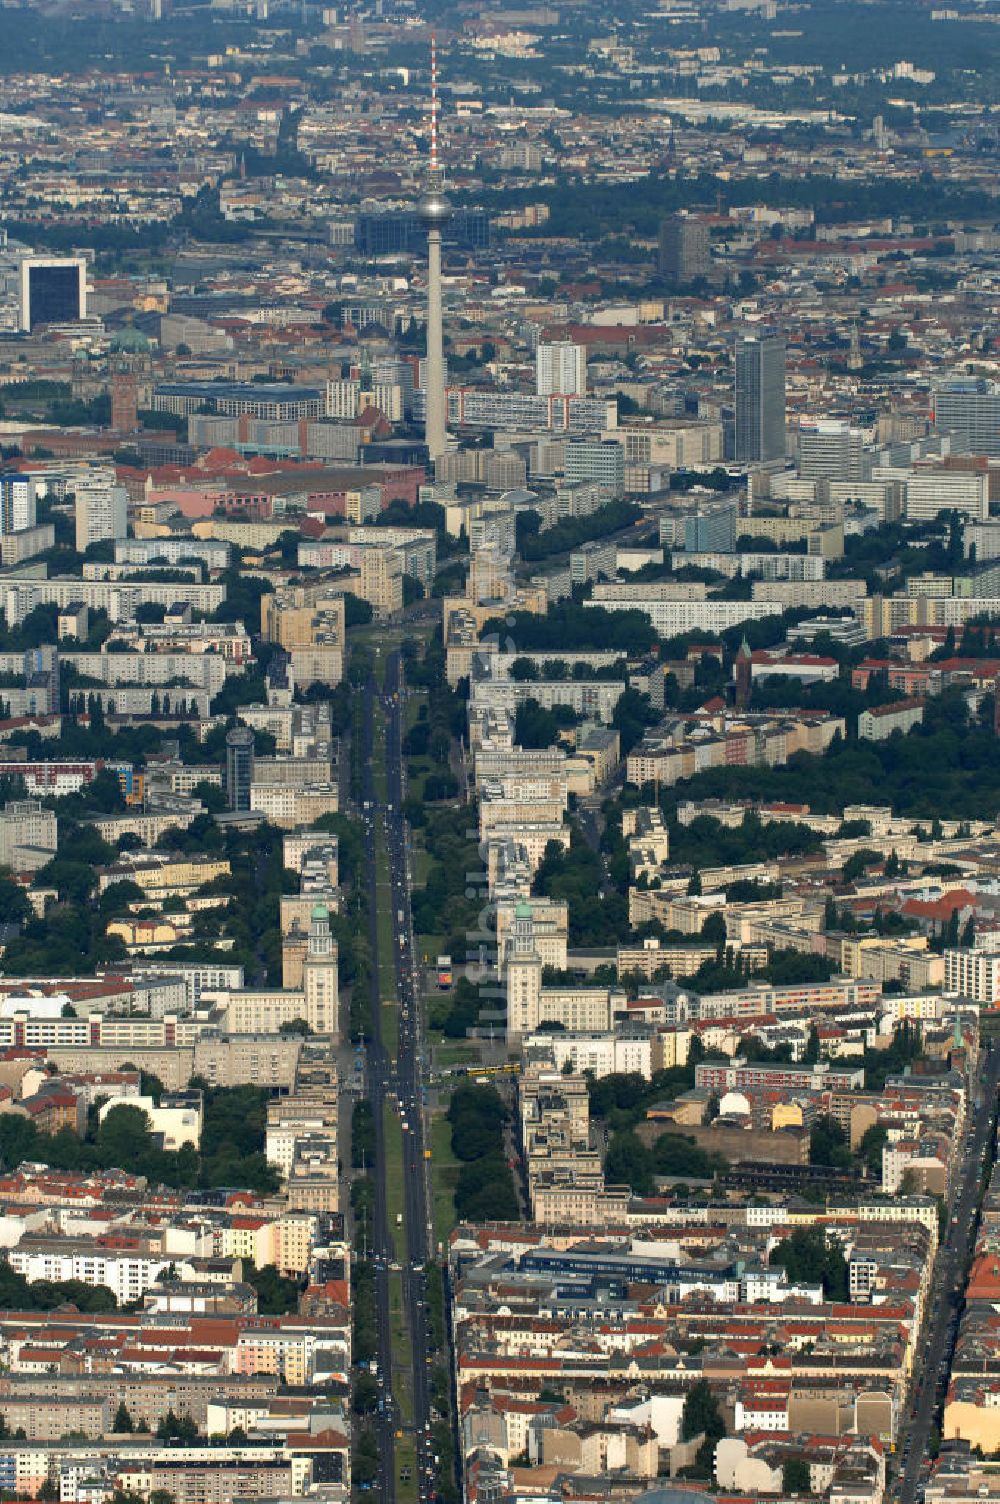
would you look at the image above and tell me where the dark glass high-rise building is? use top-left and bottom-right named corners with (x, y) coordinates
top-left (23, 261), bottom-right (85, 330)
top-left (225, 726), bottom-right (255, 811)
top-left (354, 208), bottom-right (490, 256)
top-left (735, 332), bottom-right (786, 463)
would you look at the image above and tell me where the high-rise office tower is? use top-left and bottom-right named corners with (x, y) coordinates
top-left (417, 354), bottom-right (448, 399)
top-left (225, 726), bottom-right (255, 811)
top-left (658, 213), bottom-right (711, 285)
top-left (417, 38), bottom-right (451, 465)
top-left (536, 341), bottom-right (586, 397)
top-left (797, 419), bottom-right (869, 482)
top-left (563, 438), bottom-right (626, 499)
top-left (74, 477), bottom-right (128, 552)
top-left (24, 646), bottom-right (58, 716)
top-left (683, 500), bottom-right (738, 553)
top-left (932, 378), bottom-right (1000, 457)
top-left (17, 256), bottom-right (87, 332)
top-left (0, 474), bottom-right (36, 536)
top-left (372, 356), bottom-right (415, 415)
top-left (735, 332), bottom-right (786, 464)
top-left (0, 236), bottom-right (86, 335)
top-left (733, 638), bottom-right (752, 711)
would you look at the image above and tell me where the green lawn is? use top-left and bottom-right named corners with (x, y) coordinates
top-left (414, 935), bottom-right (446, 970)
top-left (411, 839), bottom-right (433, 888)
top-left (374, 843), bottom-right (394, 945)
top-left (395, 1432), bottom-right (418, 1504)
top-left (372, 698), bottom-right (389, 805)
top-left (430, 1111), bottom-right (460, 1247)
top-left (389, 1269), bottom-right (414, 1424)
top-left (389, 1267), bottom-right (416, 1481)
top-left (383, 1100), bottom-right (407, 1260)
top-left (406, 771), bottom-right (426, 804)
top-left (373, 826), bottom-right (398, 1058)
top-left (405, 691), bottom-right (427, 733)
top-left (432, 1039), bottom-right (481, 1068)
top-left (351, 624), bottom-right (409, 657)
top-left (382, 996), bottom-right (399, 1066)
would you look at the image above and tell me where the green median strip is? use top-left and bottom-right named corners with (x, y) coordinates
top-left (389, 1269), bottom-right (414, 1424)
top-left (373, 823), bottom-right (399, 1059)
top-left (395, 1431), bottom-right (418, 1504)
top-left (383, 1098), bottom-right (407, 1260)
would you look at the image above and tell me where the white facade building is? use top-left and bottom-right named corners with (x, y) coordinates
top-left (7, 1242), bottom-right (172, 1304)
top-left (797, 419), bottom-right (869, 482)
top-left (522, 1030), bottom-right (653, 1079)
top-left (536, 342), bottom-right (587, 397)
top-left (903, 470), bottom-right (989, 523)
top-left (0, 475), bottom-right (36, 536)
top-left (0, 800), bottom-right (56, 870)
top-left (585, 591), bottom-right (782, 636)
top-left (944, 944), bottom-right (1000, 1003)
top-left (74, 480), bottom-right (129, 551)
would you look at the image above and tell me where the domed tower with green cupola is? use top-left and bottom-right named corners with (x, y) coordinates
top-left (506, 901), bottom-right (542, 1048)
top-left (303, 902), bottom-right (339, 1039)
top-left (108, 328), bottom-right (151, 436)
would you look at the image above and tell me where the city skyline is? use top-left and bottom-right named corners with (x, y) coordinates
top-left (0, 2), bottom-right (997, 1503)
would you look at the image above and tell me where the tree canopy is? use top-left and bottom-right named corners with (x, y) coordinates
top-left (770, 1225), bottom-right (848, 1301)
top-left (0, 1085), bottom-right (279, 1197)
top-left (447, 1084), bottom-right (519, 1221)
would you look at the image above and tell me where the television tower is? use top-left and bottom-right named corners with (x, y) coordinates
top-left (417, 36), bottom-right (451, 465)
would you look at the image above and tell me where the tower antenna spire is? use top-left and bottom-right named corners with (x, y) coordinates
top-left (430, 32), bottom-right (439, 175)
top-left (418, 33), bottom-right (452, 466)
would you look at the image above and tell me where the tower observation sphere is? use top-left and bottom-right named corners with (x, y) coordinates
top-left (417, 183), bottom-right (452, 227)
